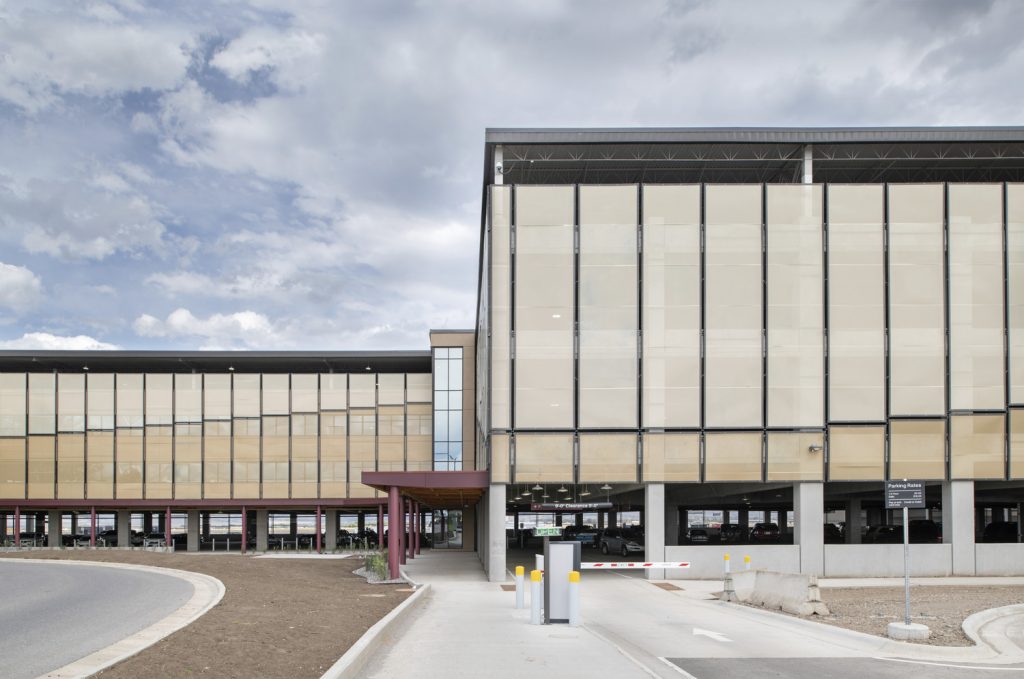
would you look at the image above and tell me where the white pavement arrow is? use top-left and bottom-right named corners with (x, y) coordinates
top-left (692, 628), bottom-right (732, 643)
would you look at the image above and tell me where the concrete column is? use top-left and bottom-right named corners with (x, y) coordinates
top-left (117, 510), bottom-right (131, 548)
top-left (0, 512), bottom-right (6, 541)
top-left (201, 512), bottom-right (211, 538)
top-left (555, 514), bottom-right (562, 527)
top-left (1018, 503), bottom-right (1023, 543)
top-left (680, 509), bottom-right (688, 539)
top-left (143, 512), bottom-right (153, 534)
top-left (866, 507), bottom-right (883, 529)
top-left (255, 510), bottom-right (269, 551)
top-left (794, 482), bottom-right (824, 576)
top-left (846, 498), bottom-right (862, 544)
top-left (608, 509), bottom-right (617, 528)
top-left (357, 511), bottom-right (365, 535)
top-left (70, 513), bottom-right (78, 536)
top-left (157, 512), bottom-right (166, 534)
top-left (325, 510), bottom-right (338, 551)
top-left (738, 508), bottom-right (749, 535)
top-left (665, 504), bottom-right (680, 546)
top-left (388, 487), bottom-right (401, 579)
top-left (645, 484), bottom-right (666, 580)
top-left (943, 480), bottom-right (976, 575)
top-left (289, 512), bottom-right (298, 536)
top-left (48, 510), bottom-right (62, 548)
top-left (487, 484), bottom-right (506, 582)
top-left (597, 512), bottom-right (605, 530)
top-left (187, 510), bottom-right (200, 552)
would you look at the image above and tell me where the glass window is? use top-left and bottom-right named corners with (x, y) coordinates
top-left (406, 374), bottom-right (431, 403)
top-left (1011, 186), bottom-right (1024, 405)
top-left (27, 436), bottom-right (54, 499)
top-left (57, 434), bottom-right (85, 498)
top-left (491, 185), bottom-right (512, 429)
top-left (579, 433), bottom-right (636, 483)
top-left (766, 431), bottom-right (823, 481)
top-left (28, 372), bottom-right (55, 434)
top-left (827, 426), bottom-right (884, 481)
top-left (514, 185), bottom-right (575, 429)
top-left (203, 374), bottom-right (231, 420)
top-left (291, 374), bottom-right (318, 413)
top-left (705, 185), bottom-right (763, 427)
top-left (174, 373), bottom-right (202, 422)
top-left (1011, 410), bottom-right (1024, 479)
top-left (320, 373), bottom-right (348, 410)
top-left (433, 348), bottom-right (464, 471)
top-left (889, 185), bottom-right (945, 416)
top-left (827, 185), bottom-right (885, 422)
top-left (642, 432), bottom-right (699, 482)
top-left (86, 373), bottom-right (114, 430)
top-left (0, 437), bottom-right (25, 499)
top-left (514, 434), bottom-right (573, 483)
top-left (890, 419), bottom-right (945, 480)
top-left (86, 431), bottom-right (114, 499)
top-left (378, 374), bottom-right (405, 406)
top-left (705, 432), bottom-right (762, 482)
top-left (57, 373), bottom-right (85, 433)
top-left (116, 373), bottom-right (143, 428)
top-left (145, 373), bottom-right (172, 425)
top-left (949, 184), bottom-right (1005, 411)
top-left (233, 374), bottom-right (260, 417)
top-left (0, 373), bottom-right (26, 436)
top-left (950, 414), bottom-right (1004, 480)
top-left (642, 185), bottom-right (700, 428)
top-left (766, 185), bottom-right (823, 428)
top-left (262, 374), bottom-right (289, 415)
top-left (407, 403), bottom-right (432, 472)
top-left (579, 185), bottom-right (638, 428)
top-left (349, 373), bottom-right (375, 408)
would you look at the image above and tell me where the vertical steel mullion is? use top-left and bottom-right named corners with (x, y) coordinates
top-left (113, 374), bottom-right (118, 500)
top-left (229, 373), bottom-right (234, 500)
top-left (1004, 182), bottom-right (1011, 481)
top-left (699, 184), bottom-right (707, 484)
top-left (171, 374), bottom-right (176, 501)
top-left (53, 372), bottom-right (59, 500)
top-left (509, 185), bottom-right (517, 449)
top-left (761, 184), bottom-right (768, 483)
top-left (316, 373), bottom-right (321, 500)
top-left (258, 373), bottom-right (263, 500)
top-left (200, 373), bottom-right (205, 501)
top-left (141, 373), bottom-right (146, 500)
top-left (573, 184), bottom-right (580, 485)
top-left (344, 374), bottom-right (350, 498)
top-left (943, 183), bottom-right (952, 481)
top-left (636, 183), bottom-right (643, 483)
top-left (822, 184), bottom-right (830, 482)
top-left (84, 371), bottom-right (89, 501)
top-left (403, 374), bottom-right (408, 472)
top-left (884, 185), bottom-right (892, 481)
top-left (288, 374), bottom-right (293, 500)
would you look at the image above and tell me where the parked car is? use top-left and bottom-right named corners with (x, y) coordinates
top-left (863, 521), bottom-right (940, 544)
top-left (686, 528), bottom-right (710, 544)
top-left (599, 527), bottom-right (644, 556)
top-left (863, 524), bottom-right (901, 544)
top-left (96, 529), bottom-right (119, 547)
top-left (355, 528), bottom-right (379, 547)
top-left (749, 523), bottom-right (780, 543)
top-left (563, 525), bottom-right (599, 547)
top-left (719, 523), bottom-right (746, 543)
top-left (824, 523), bottom-right (844, 544)
top-left (982, 522), bottom-right (1018, 543)
top-left (909, 519), bottom-right (941, 544)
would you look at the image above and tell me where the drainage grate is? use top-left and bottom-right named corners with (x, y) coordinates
top-left (500, 584), bottom-right (517, 592)
top-left (652, 582), bottom-right (682, 591)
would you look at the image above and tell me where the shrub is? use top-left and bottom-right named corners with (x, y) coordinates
top-left (365, 551), bottom-right (388, 580)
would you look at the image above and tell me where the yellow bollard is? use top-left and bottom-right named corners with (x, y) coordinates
top-left (744, 555), bottom-right (751, 571)
top-left (530, 569), bottom-right (542, 624)
top-left (568, 571), bottom-right (580, 626)
top-left (514, 566), bottom-right (525, 609)
top-left (724, 552), bottom-right (730, 574)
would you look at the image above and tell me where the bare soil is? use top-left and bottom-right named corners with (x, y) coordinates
top-left (0, 550), bottom-right (410, 678)
top-left (800, 586), bottom-right (1024, 646)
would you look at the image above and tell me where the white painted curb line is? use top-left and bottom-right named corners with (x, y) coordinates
top-left (320, 583), bottom-right (431, 679)
top-left (15, 559), bottom-right (226, 679)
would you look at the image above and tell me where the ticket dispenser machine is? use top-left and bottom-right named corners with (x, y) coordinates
top-left (543, 540), bottom-right (581, 624)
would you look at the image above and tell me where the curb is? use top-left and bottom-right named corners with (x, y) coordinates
top-left (319, 583), bottom-right (431, 679)
top-left (9, 559), bottom-right (225, 679)
top-left (962, 603), bottom-right (1024, 660)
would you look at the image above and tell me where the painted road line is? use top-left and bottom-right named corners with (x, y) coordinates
top-left (874, 657), bottom-right (1024, 672)
top-left (581, 562), bottom-right (691, 569)
top-left (657, 657), bottom-right (700, 679)
top-left (692, 628), bottom-right (732, 643)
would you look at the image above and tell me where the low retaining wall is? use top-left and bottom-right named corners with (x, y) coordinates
top-left (822, 544), bottom-right (952, 577)
top-left (664, 545), bottom-right (799, 579)
top-left (976, 543), bottom-right (1024, 576)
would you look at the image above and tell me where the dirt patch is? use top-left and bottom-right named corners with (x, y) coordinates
top-left (0, 550), bottom-right (410, 678)
top-left (749, 585), bottom-right (1024, 646)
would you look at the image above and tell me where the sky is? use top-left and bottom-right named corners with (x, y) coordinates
top-left (1, 0), bottom-right (1022, 351)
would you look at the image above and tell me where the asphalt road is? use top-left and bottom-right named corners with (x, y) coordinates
top-left (0, 560), bottom-right (194, 679)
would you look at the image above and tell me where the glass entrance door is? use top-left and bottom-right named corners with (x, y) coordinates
top-left (431, 510), bottom-right (463, 549)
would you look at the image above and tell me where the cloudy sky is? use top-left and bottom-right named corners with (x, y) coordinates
top-left (1, 0), bottom-right (1022, 351)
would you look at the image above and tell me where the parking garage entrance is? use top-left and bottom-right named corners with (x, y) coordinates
top-left (431, 510), bottom-right (463, 549)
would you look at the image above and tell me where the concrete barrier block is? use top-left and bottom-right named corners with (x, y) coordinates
top-left (724, 570), bottom-right (829, 617)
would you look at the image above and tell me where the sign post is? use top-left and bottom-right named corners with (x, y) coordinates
top-left (884, 480), bottom-right (926, 628)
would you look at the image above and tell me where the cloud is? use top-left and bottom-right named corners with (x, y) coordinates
top-left (133, 308), bottom-right (283, 349)
top-left (0, 332), bottom-right (119, 350)
top-left (0, 261), bottom-right (42, 312)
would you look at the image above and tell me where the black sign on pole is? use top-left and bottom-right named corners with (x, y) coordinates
top-left (885, 480), bottom-right (926, 510)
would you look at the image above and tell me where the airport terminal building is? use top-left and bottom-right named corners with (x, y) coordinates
top-left (2, 127), bottom-right (1023, 581)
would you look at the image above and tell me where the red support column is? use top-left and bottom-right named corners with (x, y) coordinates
top-left (240, 506), bottom-right (247, 554)
top-left (399, 497), bottom-right (407, 565)
top-left (14, 506), bottom-right (20, 547)
top-left (377, 504), bottom-right (384, 548)
top-left (165, 507), bottom-right (172, 551)
top-left (90, 507), bottom-right (96, 547)
top-left (406, 499), bottom-right (414, 561)
top-left (316, 505), bottom-right (322, 554)
top-left (414, 502), bottom-right (421, 555)
top-left (387, 486), bottom-right (401, 579)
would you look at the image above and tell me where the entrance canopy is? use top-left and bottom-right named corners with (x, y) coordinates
top-left (361, 471), bottom-right (488, 509)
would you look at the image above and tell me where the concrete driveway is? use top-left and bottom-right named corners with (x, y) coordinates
top-left (0, 559), bottom-right (194, 679)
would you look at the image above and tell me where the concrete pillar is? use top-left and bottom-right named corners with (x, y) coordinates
top-left (357, 511), bottom-right (365, 535)
top-left (256, 510), bottom-right (269, 551)
top-left (555, 514), bottom-right (562, 527)
top-left (325, 510), bottom-right (338, 551)
top-left (201, 512), bottom-right (210, 538)
top-left (738, 508), bottom-right (749, 536)
top-left (143, 512), bottom-right (153, 534)
top-left (943, 480), bottom-right (976, 575)
top-left (575, 512), bottom-right (583, 527)
top-left (1018, 503), bottom-right (1023, 543)
top-left (645, 484), bottom-right (666, 580)
top-left (679, 509), bottom-right (688, 539)
top-left (0, 512), bottom-right (6, 541)
top-left (48, 510), bottom-right (62, 548)
top-left (794, 482), bottom-right (824, 576)
top-left (487, 484), bottom-right (506, 582)
top-left (388, 486), bottom-right (401, 579)
top-left (608, 509), bottom-right (617, 529)
top-left (846, 498), bottom-right (862, 544)
top-left (70, 513), bottom-right (78, 536)
top-left (665, 504), bottom-right (680, 546)
top-left (157, 511), bottom-right (166, 534)
top-left (289, 512), bottom-right (298, 537)
top-left (117, 510), bottom-right (131, 548)
top-left (187, 510), bottom-right (200, 552)
top-left (597, 512), bottom-right (605, 530)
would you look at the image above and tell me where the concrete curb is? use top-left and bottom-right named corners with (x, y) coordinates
top-left (962, 603), bottom-right (1024, 660)
top-left (319, 583), bottom-right (431, 679)
top-left (14, 559), bottom-right (226, 679)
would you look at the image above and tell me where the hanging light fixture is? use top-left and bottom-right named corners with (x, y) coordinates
top-left (580, 485), bottom-right (591, 497)
top-left (600, 484), bottom-right (612, 491)
top-left (532, 484), bottom-right (543, 491)
top-left (557, 485), bottom-right (569, 493)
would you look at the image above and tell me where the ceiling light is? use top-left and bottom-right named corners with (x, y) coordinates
top-left (532, 484), bottom-right (543, 491)
top-left (580, 489), bottom-right (591, 497)
top-left (228, 366), bottom-right (235, 372)
top-left (557, 485), bottom-right (568, 493)
top-left (600, 484), bottom-right (612, 491)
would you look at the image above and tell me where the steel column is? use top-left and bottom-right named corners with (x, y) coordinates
top-left (165, 507), bottom-right (172, 550)
top-left (14, 506), bottom-right (20, 547)
top-left (387, 486), bottom-right (401, 579)
top-left (399, 498), bottom-right (407, 564)
top-left (414, 501), bottom-right (421, 555)
top-left (406, 499), bottom-right (414, 560)
top-left (377, 504), bottom-right (384, 547)
top-left (316, 505), bottom-right (322, 554)
top-left (90, 507), bottom-right (96, 547)
top-left (241, 506), bottom-right (247, 555)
